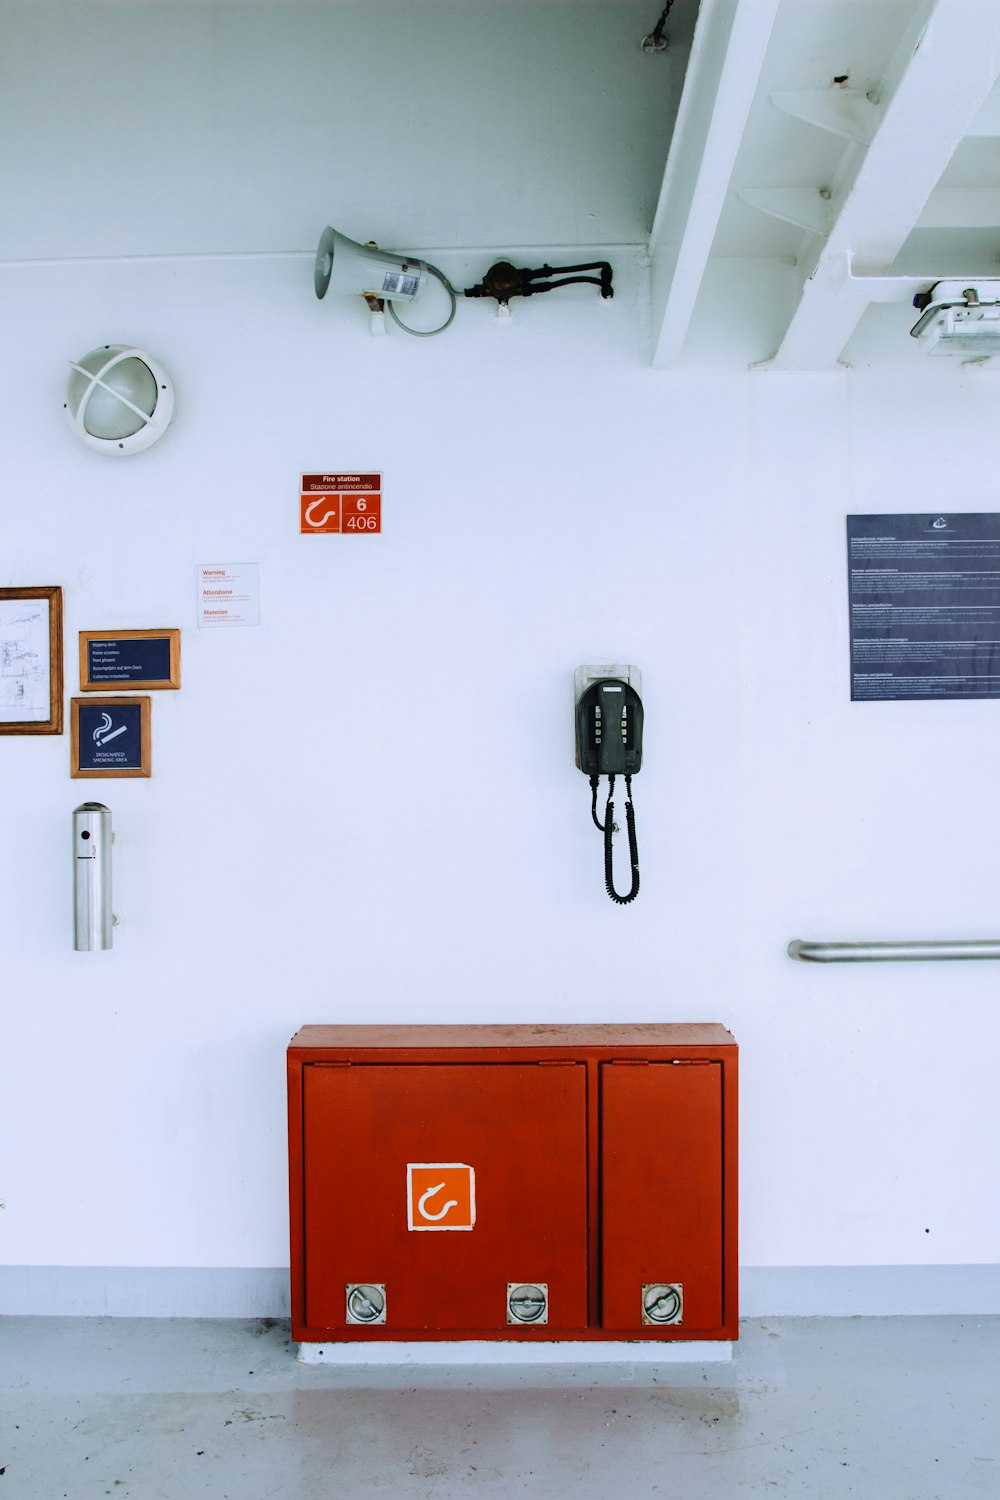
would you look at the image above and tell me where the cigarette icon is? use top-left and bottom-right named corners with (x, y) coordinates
top-left (93, 713), bottom-right (127, 746)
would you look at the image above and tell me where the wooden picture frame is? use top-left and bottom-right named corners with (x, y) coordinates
top-left (71, 696), bottom-right (152, 778)
top-left (79, 628), bottom-right (180, 692)
top-left (0, 585), bottom-right (64, 735)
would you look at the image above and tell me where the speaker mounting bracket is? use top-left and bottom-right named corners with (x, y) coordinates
top-left (363, 292), bottom-right (387, 336)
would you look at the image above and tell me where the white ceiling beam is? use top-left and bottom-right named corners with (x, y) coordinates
top-left (966, 86), bottom-right (1000, 135)
top-left (648, 0), bottom-right (780, 369)
top-left (916, 189), bottom-right (1000, 228)
top-left (846, 259), bottom-right (1000, 301)
top-left (765, 0), bottom-right (1000, 370)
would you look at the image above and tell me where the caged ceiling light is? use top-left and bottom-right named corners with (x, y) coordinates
top-left (65, 345), bottom-right (174, 454)
top-left (910, 282), bottom-right (1000, 357)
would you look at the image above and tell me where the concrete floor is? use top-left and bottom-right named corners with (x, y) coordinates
top-left (1, 1316), bottom-right (997, 1498)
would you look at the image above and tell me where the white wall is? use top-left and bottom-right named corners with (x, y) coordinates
top-left (1, 0), bottom-right (999, 1312)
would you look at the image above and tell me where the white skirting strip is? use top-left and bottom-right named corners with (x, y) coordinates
top-left (297, 1339), bottom-right (732, 1365)
top-left (0, 1266), bottom-right (290, 1319)
top-left (740, 1263), bottom-right (1000, 1317)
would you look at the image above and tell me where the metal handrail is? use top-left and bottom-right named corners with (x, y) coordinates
top-left (788, 937), bottom-right (1000, 963)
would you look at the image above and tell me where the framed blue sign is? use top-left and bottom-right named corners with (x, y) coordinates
top-left (848, 514), bottom-right (1000, 701)
top-left (71, 696), bottom-right (151, 778)
top-left (79, 629), bottom-right (180, 691)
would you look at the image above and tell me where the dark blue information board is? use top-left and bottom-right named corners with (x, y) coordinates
top-left (848, 513), bottom-right (1000, 701)
top-left (87, 636), bottom-right (171, 684)
top-left (77, 701), bottom-right (145, 771)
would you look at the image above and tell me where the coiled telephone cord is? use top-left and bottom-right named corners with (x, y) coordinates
top-left (603, 774), bottom-right (640, 905)
top-left (590, 775), bottom-right (606, 831)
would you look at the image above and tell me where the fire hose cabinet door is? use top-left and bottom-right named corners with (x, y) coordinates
top-left (600, 1060), bottom-right (731, 1336)
top-left (301, 1061), bottom-right (588, 1335)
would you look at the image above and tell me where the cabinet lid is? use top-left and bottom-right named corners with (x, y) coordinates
top-left (288, 1022), bottom-right (736, 1053)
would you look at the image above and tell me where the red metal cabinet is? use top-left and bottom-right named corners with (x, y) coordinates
top-left (288, 1023), bottom-right (737, 1344)
top-left (302, 1062), bottom-right (588, 1332)
top-left (600, 1061), bottom-right (725, 1332)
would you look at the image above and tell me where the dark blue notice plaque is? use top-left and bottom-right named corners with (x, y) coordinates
top-left (848, 514), bottom-right (1000, 701)
top-left (80, 629), bottom-right (180, 691)
top-left (71, 695), bottom-right (151, 777)
top-left (88, 637), bottom-right (169, 683)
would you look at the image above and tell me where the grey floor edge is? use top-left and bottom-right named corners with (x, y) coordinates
top-left (0, 1314), bottom-right (997, 1498)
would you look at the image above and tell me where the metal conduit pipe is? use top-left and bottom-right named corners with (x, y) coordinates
top-left (788, 938), bottom-right (1000, 963)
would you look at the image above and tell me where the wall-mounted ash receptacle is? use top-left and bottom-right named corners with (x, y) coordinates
top-left (73, 802), bottom-right (113, 951)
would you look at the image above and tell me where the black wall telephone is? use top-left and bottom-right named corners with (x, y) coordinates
top-left (575, 675), bottom-right (643, 905)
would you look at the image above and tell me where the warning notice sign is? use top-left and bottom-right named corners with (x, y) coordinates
top-left (300, 473), bottom-right (381, 535)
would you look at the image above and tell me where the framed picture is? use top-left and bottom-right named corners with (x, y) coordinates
top-left (0, 585), bottom-right (64, 735)
top-left (79, 628), bottom-right (180, 692)
top-left (71, 696), bottom-right (151, 778)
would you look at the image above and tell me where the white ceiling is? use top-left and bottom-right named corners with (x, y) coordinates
top-left (652, 0), bottom-right (1000, 367)
top-left (0, 1), bottom-right (692, 262)
top-left (6, 0), bottom-right (1000, 368)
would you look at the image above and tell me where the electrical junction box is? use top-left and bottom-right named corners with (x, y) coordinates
top-left (287, 1023), bottom-right (738, 1345)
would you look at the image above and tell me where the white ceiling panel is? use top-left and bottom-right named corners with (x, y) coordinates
top-left (0, 0), bottom-right (694, 262)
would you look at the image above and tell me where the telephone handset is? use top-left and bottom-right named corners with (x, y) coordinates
top-left (576, 679), bottom-right (644, 779)
top-left (575, 675), bottom-right (643, 905)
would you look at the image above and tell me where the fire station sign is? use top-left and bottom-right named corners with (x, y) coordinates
top-left (300, 473), bottom-right (382, 534)
top-left (407, 1163), bottom-right (476, 1231)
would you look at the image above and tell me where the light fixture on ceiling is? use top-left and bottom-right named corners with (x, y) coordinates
top-left (314, 226), bottom-right (457, 337)
top-left (65, 346), bottom-right (174, 454)
top-left (910, 282), bottom-right (1000, 356)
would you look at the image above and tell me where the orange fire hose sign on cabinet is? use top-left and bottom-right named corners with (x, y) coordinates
top-left (406, 1163), bottom-right (476, 1231)
top-left (300, 473), bottom-right (381, 534)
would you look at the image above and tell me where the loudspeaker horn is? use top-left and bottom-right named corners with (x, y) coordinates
top-left (314, 227), bottom-right (427, 303)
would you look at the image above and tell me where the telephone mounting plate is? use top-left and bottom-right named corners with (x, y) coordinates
top-left (574, 664), bottom-right (642, 707)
